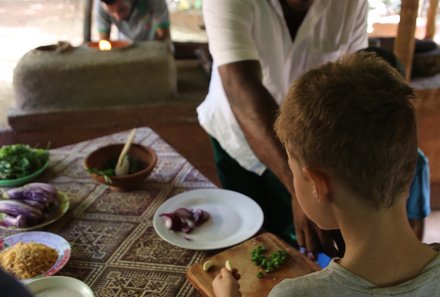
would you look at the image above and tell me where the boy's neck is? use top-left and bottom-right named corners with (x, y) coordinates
top-left (336, 200), bottom-right (437, 287)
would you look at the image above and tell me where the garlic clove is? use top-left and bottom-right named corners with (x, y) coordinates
top-left (225, 260), bottom-right (233, 271)
top-left (202, 259), bottom-right (214, 271)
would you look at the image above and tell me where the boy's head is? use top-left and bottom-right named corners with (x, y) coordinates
top-left (275, 53), bottom-right (417, 213)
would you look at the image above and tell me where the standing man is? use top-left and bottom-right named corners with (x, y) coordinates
top-left (95, 0), bottom-right (171, 41)
top-left (197, 0), bottom-right (369, 257)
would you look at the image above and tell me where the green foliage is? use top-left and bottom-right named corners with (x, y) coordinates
top-left (86, 155), bottom-right (146, 184)
top-left (251, 244), bottom-right (288, 278)
top-left (0, 144), bottom-right (49, 180)
top-left (86, 167), bottom-right (114, 184)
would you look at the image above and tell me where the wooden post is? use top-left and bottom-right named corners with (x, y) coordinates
top-left (394, 0), bottom-right (419, 81)
top-left (425, 0), bottom-right (439, 39)
top-left (83, 0), bottom-right (93, 43)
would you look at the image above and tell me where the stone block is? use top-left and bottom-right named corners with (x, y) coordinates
top-left (12, 41), bottom-right (177, 113)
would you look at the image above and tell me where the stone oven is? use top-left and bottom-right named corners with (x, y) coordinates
top-left (11, 41), bottom-right (177, 115)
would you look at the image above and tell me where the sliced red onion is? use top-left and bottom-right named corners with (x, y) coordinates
top-left (160, 207), bottom-right (209, 234)
top-left (193, 209), bottom-right (210, 226)
top-left (159, 212), bottom-right (183, 231)
top-left (174, 208), bottom-right (193, 219)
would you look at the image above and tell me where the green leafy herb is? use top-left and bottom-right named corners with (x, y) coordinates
top-left (86, 155), bottom-right (146, 183)
top-left (251, 244), bottom-right (288, 278)
top-left (0, 144), bottom-right (49, 180)
top-left (86, 168), bottom-right (114, 184)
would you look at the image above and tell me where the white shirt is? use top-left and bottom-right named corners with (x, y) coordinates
top-left (197, 0), bottom-right (369, 174)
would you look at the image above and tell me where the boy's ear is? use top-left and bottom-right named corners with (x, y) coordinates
top-left (302, 167), bottom-right (332, 202)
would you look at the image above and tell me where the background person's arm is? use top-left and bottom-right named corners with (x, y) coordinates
top-left (155, 27), bottom-right (170, 41)
top-left (98, 32), bottom-right (110, 40)
top-left (153, 0), bottom-right (171, 41)
top-left (95, 0), bottom-right (112, 40)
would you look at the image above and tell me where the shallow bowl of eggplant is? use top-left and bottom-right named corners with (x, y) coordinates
top-left (84, 143), bottom-right (157, 191)
top-left (0, 144), bottom-right (49, 187)
top-left (0, 182), bottom-right (69, 230)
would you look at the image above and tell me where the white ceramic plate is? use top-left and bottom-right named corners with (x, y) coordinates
top-left (0, 231), bottom-right (71, 280)
top-left (0, 192), bottom-right (70, 231)
top-left (26, 276), bottom-right (94, 297)
top-left (153, 189), bottom-right (264, 250)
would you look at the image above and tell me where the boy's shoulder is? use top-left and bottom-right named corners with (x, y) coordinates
top-left (269, 254), bottom-right (440, 297)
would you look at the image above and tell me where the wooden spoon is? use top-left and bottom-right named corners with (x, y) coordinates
top-left (115, 128), bottom-right (137, 176)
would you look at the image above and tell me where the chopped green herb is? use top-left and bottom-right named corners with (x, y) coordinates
top-left (251, 244), bottom-right (288, 278)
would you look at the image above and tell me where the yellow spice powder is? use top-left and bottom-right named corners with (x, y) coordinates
top-left (0, 242), bottom-right (58, 279)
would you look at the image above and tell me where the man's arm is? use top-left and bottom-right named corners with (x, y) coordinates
top-left (219, 60), bottom-right (342, 257)
top-left (152, 0), bottom-right (170, 41)
top-left (95, 0), bottom-right (112, 40)
top-left (155, 27), bottom-right (170, 41)
top-left (99, 32), bottom-right (110, 40)
top-left (219, 61), bottom-right (293, 193)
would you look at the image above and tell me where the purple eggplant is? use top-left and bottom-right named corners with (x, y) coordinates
top-left (22, 199), bottom-right (46, 210)
top-left (1, 214), bottom-right (29, 228)
top-left (25, 183), bottom-right (58, 198)
top-left (0, 200), bottom-right (43, 220)
top-left (5, 187), bottom-right (52, 204)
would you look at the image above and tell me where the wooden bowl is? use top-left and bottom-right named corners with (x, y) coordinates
top-left (84, 143), bottom-right (157, 191)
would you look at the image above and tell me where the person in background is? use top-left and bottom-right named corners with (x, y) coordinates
top-left (212, 52), bottom-right (440, 297)
top-left (95, 0), bottom-right (170, 42)
top-left (198, 0), bottom-right (369, 259)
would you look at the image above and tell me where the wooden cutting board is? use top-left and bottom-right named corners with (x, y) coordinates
top-left (186, 232), bottom-right (320, 297)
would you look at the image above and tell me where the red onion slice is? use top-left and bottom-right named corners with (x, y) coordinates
top-left (159, 212), bottom-right (183, 231)
top-left (160, 207), bottom-right (209, 234)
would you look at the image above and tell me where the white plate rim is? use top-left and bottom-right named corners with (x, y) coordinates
top-left (153, 188), bottom-right (263, 250)
top-left (25, 276), bottom-right (94, 297)
top-left (0, 231), bottom-right (71, 280)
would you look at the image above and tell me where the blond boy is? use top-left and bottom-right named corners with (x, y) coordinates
top-left (212, 53), bottom-right (440, 296)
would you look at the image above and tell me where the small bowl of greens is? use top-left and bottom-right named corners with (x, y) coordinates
top-left (84, 143), bottom-right (157, 191)
top-left (0, 144), bottom-right (50, 187)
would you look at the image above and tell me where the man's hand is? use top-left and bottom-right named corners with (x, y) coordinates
top-left (292, 198), bottom-right (344, 259)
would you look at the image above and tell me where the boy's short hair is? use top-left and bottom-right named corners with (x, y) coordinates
top-left (275, 53), bottom-right (417, 208)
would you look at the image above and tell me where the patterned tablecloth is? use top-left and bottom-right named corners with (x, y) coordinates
top-left (1, 127), bottom-right (215, 297)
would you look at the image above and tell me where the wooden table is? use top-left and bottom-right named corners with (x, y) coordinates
top-left (1, 127), bottom-right (214, 296)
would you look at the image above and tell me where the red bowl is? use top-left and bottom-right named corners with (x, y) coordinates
top-left (84, 143), bottom-right (157, 191)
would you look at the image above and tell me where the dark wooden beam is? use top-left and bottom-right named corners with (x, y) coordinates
top-left (425, 0), bottom-right (439, 39)
top-left (394, 0), bottom-right (419, 81)
top-left (83, 0), bottom-right (93, 43)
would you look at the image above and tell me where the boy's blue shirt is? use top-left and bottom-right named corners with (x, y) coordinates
top-left (407, 149), bottom-right (431, 220)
